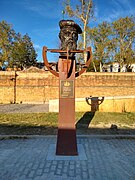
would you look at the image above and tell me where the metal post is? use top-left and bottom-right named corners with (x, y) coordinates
top-left (56, 58), bottom-right (78, 155)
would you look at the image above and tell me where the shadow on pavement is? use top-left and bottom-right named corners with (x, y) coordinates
top-left (0, 124), bottom-right (57, 135)
top-left (0, 123), bottom-right (135, 136)
top-left (76, 112), bottom-right (95, 129)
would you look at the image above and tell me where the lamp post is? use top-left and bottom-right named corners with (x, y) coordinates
top-left (10, 66), bottom-right (18, 104)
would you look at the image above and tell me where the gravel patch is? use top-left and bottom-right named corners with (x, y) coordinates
top-left (0, 104), bottom-right (49, 113)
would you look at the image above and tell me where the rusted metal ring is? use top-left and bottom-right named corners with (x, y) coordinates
top-left (42, 46), bottom-right (59, 77)
top-left (42, 46), bottom-right (92, 78)
top-left (75, 47), bottom-right (92, 77)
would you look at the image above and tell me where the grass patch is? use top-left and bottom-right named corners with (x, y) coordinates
top-left (76, 112), bottom-right (135, 127)
top-left (0, 113), bottom-right (58, 127)
top-left (0, 112), bottom-right (135, 135)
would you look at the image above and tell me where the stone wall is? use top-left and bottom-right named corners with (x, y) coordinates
top-left (0, 69), bottom-right (135, 105)
top-left (49, 96), bottom-right (135, 112)
top-left (76, 72), bottom-right (135, 97)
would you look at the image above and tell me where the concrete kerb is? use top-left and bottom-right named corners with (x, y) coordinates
top-left (1, 134), bottom-right (135, 139)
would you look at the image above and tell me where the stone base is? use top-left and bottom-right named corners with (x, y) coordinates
top-left (46, 144), bottom-right (87, 160)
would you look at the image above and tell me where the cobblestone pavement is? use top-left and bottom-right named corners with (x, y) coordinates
top-left (0, 104), bottom-right (49, 113)
top-left (0, 135), bottom-right (135, 180)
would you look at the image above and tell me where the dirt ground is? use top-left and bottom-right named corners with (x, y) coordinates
top-left (0, 104), bottom-right (49, 113)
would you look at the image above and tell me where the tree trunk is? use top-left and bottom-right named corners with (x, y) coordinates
top-left (83, 23), bottom-right (87, 62)
top-left (92, 61), bottom-right (97, 72)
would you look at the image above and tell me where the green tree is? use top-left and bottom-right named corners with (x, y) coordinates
top-left (63, 0), bottom-right (94, 61)
top-left (0, 20), bottom-right (37, 69)
top-left (112, 16), bottom-right (135, 70)
top-left (0, 21), bottom-right (15, 67)
top-left (11, 33), bottom-right (37, 69)
top-left (87, 16), bottom-right (135, 72)
top-left (88, 22), bottom-right (113, 71)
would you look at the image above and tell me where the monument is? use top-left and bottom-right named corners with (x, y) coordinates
top-left (43, 20), bottom-right (92, 155)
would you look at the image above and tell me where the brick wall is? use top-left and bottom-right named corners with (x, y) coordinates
top-left (0, 70), bottom-right (135, 104)
top-left (76, 72), bottom-right (135, 97)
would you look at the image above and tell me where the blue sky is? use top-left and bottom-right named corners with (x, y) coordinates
top-left (0, 0), bottom-right (135, 62)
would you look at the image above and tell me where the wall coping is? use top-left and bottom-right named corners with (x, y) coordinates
top-left (0, 71), bottom-right (135, 76)
top-left (49, 95), bottom-right (135, 103)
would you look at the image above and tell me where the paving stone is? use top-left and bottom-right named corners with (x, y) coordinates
top-left (0, 135), bottom-right (135, 179)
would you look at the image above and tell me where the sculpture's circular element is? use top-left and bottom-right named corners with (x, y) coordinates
top-left (42, 46), bottom-right (92, 78)
top-left (42, 46), bottom-right (59, 77)
top-left (75, 47), bottom-right (92, 77)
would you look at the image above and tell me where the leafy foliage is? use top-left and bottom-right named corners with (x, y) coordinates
top-left (64, 0), bottom-right (94, 62)
top-left (63, 1), bottom-right (135, 71)
top-left (87, 16), bottom-right (135, 71)
top-left (112, 16), bottom-right (135, 67)
top-left (0, 21), bottom-right (16, 67)
top-left (0, 21), bottom-right (37, 69)
top-left (11, 34), bottom-right (37, 69)
top-left (89, 22), bottom-right (113, 62)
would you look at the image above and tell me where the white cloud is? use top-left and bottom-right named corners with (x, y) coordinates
top-left (94, 0), bottom-right (135, 25)
top-left (34, 44), bottom-right (41, 52)
top-left (18, 0), bottom-right (62, 19)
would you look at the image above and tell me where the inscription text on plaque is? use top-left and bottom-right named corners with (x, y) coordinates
top-left (60, 80), bottom-right (74, 98)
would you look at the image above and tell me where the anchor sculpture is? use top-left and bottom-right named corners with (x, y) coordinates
top-left (43, 20), bottom-right (92, 155)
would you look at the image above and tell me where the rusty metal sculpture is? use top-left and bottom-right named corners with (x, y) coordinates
top-left (43, 20), bottom-right (92, 156)
top-left (86, 96), bottom-right (104, 112)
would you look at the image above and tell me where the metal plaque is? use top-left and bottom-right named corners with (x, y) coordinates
top-left (60, 80), bottom-right (74, 98)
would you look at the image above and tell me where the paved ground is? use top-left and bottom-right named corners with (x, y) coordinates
top-left (0, 105), bottom-right (135, 179)
top-left (0, 104), bottom-right (49, 113)
top-left (0, 135), bottom-right (135, 180)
